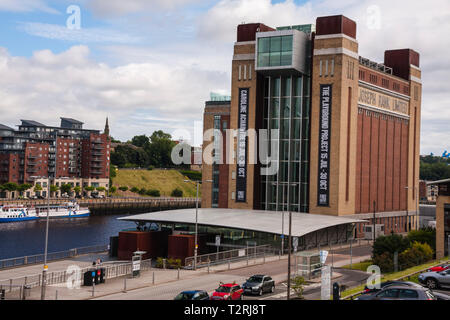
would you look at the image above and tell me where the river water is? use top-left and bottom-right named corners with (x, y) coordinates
top-left (0, 214), bottom-right (137, 260)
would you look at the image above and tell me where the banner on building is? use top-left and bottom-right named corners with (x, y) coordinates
top-left (236, 88), bottom-right (249, 203)
top-left (317, 84), bottom-right (332, 207)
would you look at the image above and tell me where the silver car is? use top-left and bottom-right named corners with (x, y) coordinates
top-left (418, 268), bottom-right (450, 289)
top-left (355, 285), bottom-right (436, 300)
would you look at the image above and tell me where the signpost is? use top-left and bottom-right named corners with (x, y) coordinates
top-left (215, 235), bottom-right (221, 261)
top-left (293, 237), bottom-right (298, 253)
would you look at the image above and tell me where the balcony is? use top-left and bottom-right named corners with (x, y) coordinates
top-left (91, 170), bottom-right (102, 175)
top-left (27, 155), bottom-right (37, 159)
top-left (91, 164), bottom-right (103, 169)
top-left (91, 157), bottom-right (102, 162)
top-left (91, 145), bottom-right (104, 150)
top-left (26, 168), bottom-right (37, 173)
top-left (92, 152), bottom-right (103, 156)
top-left (92, 139), bottom-right (103, 144)
top-left (27, 162), bottom-right (37, 166)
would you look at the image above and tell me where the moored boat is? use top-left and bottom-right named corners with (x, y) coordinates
top-left (35, 202), bottom-right (90, 219)
top-left (0, 205), bottom-right (38, 222)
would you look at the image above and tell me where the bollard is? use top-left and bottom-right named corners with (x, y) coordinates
top-left (152, 272), bottom-right (155, 285)
top-left (92, 281), bottom-right (95, 297)
top-left (123, 278), bottom-right (127, 293)
top-left (228, 260), bottom-right (230, 270)
top-left (177, 268), bottom-right (180, 280)
top-left (55, 290), bottom-right (58, 300)
top-left (207, 261), bottom-right (210, 274)
top-left (9, 279), bottom-right (12, 293)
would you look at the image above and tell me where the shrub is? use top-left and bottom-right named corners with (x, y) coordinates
top-left (179, 170), bottom-right (202, 181)
top-left (109, 186), bottom-right (117, 193)
top-left (407, 228), bottom-right (436, 253)
top-left (373, 252), bottom-right (395, 273)
top-left (399, 242), bottom-right (434, 269)
top-left (171, 188), bottom-right (183, 197)
top-left (119, 186), bottom-right (129, 192)
top-left (146, 189), bottom-right (160, 197)
top-left (130, 187), bottom-right (139, 193)
top-left (138, 188), bottom-right (147, 195)
top-left (291, 276), bottom-right (306, 299)
top-left (148, 165), bottom-right (155, 170)
top-left (372, 234), bottom-right (410, 259)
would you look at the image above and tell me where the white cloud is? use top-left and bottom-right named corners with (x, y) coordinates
top-left (86, 0), bottom-right (204, 17)
top-left (0, 0), bottom-right (59, 13)
top-left (0, 45), bottom-right (228, 142)
top-left (197, 0), bottom-right (450, 155)
top-left (19, 22), bottom-right (141, 44)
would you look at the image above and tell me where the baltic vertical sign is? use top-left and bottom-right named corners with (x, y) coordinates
top-left (236, 88), bottom-right (249, 203)
top-left (317, 84), bottom-right (332, 206)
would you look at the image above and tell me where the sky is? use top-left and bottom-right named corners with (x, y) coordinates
top-left (0, 0), bottom-right (449, 155)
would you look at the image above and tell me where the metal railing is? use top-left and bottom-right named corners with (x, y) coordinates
top-left (0, 244), bottom-right (109, 270)
top-left (184, 245), bottom-right (278, 269)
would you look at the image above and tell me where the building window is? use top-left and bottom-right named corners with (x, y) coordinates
top-left (257, 35), bottom-right (293, 68)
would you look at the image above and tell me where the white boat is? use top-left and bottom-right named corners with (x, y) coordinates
top-left (0, 205), bottom-right (38, 222)
top-left (35, 202), bottom-right (90, 219)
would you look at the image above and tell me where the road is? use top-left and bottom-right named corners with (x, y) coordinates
top-left (95, 245), bottom-right (372, 300)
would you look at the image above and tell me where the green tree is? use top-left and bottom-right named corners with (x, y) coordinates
top-left (372, 234), bottom-right (410, 258)
top-left (407, 228), bottom-right (436, 253)
top-left (130, 187), bottom-right (139, 193)
top-left (291, 276), bottom-right (306, 300)
top-left (17, 183), bottom-right (33, 193)
top-left (50, 185), bottom-right (59, 197)
top-left (146, 189), bottom-right (160, 197)
top-left (60, 184), bottom-right (72, 195)
top-left (131, 135), bottom-right (150, 148)
top-left (74, 186), bottom-right (81, 196)
top-left (33, 184), bottom-right (43, 193)
top-left (84, 186), bottom-right (95, 192)
top-left (109, 186), bottom-right (117, 194)
top-left (119, 186), bottom-right (128, 192)
top-left (146, 130), bottom-right (176, 168)
top-left (399, 242), bottom-right (434, 269)
top-left (3, 182), bottom-right (19, 192)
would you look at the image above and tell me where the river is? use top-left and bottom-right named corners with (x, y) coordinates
top-left (0, 214), bottom-right (137, 260)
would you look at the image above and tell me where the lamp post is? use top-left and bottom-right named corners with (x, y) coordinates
top-left (40, 180), bottom-right (50, 300)
top-left (184, 179), bottom-right (212, 270)
top-left (406, 185), bottom-right (419, 230)
top-left (272, 181), bottom-right (296, 300)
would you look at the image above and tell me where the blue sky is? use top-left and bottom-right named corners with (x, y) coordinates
top-left (0, 0), bottom-right (449, 155)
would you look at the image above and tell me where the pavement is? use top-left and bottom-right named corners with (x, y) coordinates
top-left (0, 242), bottom-right (373, 300)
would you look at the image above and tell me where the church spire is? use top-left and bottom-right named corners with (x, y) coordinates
top-left (104, 117), bottom-right (110, 136)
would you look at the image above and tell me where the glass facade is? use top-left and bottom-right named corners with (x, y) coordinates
top-left (257, 35), bottom-right (293, 68)
top-left (260, 74), bottom-right (311, 212)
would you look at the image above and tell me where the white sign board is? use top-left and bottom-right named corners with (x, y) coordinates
top-left (293, 237), bottom-right (298, 253)
top-left (319, 250), bottom-right (329, 264)
top-left (215, 235), bottom-right (221, 247)
top-left (321, 265), bottom-right (331, 300)
top-left (132, 260), bottom-right (141, 272)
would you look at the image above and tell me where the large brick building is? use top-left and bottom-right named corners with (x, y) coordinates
top-left (0, 117), bottom-right (111, 198)
top-left (202, 15), bottom-right (422, 238)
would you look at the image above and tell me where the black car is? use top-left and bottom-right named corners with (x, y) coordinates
top-left (362, 280), bottom-right (422, 295)
top-left (174, 290), bottom-right (209, 300)
top-left (242, 275), bottom-right (275, 296)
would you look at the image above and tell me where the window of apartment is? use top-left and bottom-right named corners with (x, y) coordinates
top-left (393, 82), bottom-right (400, 91)
top-left (359, 70), bottom-right (365, 79)
top-left (369, 74), bottom-right (377, 84)
top-left (382, 78), bottom-right (389, 88)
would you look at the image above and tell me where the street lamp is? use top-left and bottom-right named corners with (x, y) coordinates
top-left (271, 181), bottom-right (296, 300)
top-left (40, 180), bottom-right (50, 300)
top-left (184, 179), bottom-right (212, 270)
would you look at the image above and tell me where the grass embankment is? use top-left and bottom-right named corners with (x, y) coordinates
top-left (111, 169), bottom-right (201, 198)
top-left (340, 257), bottom-right (450, 298)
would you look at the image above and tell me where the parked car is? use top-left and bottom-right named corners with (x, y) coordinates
top-left (427, 264), bottom-right (450, 273)
top-left (210, 282), bottom-right (243, 300)
top-left (355, 286), bottom-right (437, 300)
top-left (362, 281), bottom-right (422, 295)
top-left (242, 275), bottom-right (275, 296)
top-left (174, 290), bottom-right (209, 300)
top-left (418, 269), bottom-right (450, 289)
